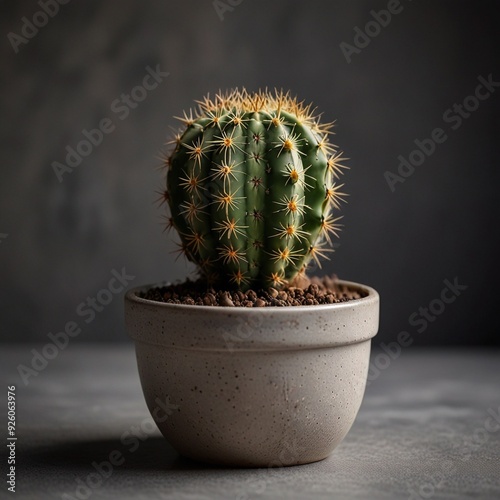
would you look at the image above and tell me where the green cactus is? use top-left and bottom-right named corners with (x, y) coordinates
top-left (162, 89), bottom-right (347, 290)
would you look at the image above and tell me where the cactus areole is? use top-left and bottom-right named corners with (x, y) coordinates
top-left (164, 89), bottom-right (348, 291)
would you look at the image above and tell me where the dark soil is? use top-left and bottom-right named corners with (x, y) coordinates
top-left (140, 275), bottom-right (366, 307)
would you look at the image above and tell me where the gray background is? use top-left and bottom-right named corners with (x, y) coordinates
top-left (1, 0), bottom-right (499, 345)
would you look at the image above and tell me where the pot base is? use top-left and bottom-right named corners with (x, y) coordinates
top-left (136, 340), bottom-right (371, 468)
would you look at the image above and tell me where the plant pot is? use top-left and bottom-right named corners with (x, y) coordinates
top-left (125, 279), bottom-right (379, 467)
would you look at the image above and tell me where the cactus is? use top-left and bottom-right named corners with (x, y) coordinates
top-left (162, 89), bottom-right (347, 290)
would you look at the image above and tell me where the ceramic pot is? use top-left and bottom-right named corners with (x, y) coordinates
top-left (125, 280), bottom-right (379, 467)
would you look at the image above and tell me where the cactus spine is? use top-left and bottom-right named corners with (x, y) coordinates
top-left (164, 89), bottom-right (347, 290)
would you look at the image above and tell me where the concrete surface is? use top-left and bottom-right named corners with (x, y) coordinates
top-left (0, 345), bottom-right (499, 499)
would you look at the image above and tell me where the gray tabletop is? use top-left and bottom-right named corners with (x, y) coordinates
top-left (1, 345), bottom-right (499, 500)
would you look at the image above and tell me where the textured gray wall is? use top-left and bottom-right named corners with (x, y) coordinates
top-left (1, 0), bottom-right (498, 344)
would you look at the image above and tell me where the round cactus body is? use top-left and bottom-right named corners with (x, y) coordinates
top-left (164, 89), bottom-right (347, 290)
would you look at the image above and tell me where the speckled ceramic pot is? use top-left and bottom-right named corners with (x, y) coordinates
top-left (125, 280), bottom-right (379, 467)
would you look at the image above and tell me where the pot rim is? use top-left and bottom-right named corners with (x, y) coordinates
top-left (125, 279), bottom-right (379, 349)
top-left (125, 279), bottom-right (379, 313)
